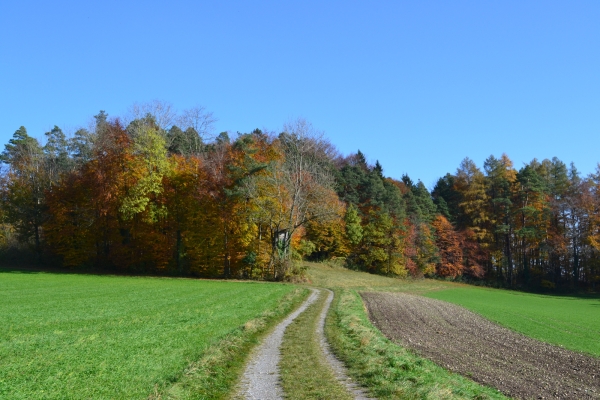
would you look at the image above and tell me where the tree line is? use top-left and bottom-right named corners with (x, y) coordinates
top-left (431, 155), bottom-right (600, 290)
top-left (1, 104), bottom-right (599, 290)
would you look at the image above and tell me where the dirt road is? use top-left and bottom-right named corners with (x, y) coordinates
top-left (237, 289), bottom-right (370, 399)
top-left (317, 290), bottom-right (373, 400)
top-left (237, 289), bottom-right (320, 399)
top-left (362, 292), bottom-right (600, 400)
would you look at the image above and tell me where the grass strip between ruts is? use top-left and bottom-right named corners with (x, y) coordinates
top-left (157, 287), bottom-right (310, 400)
top-left (279, 289), bottom-right (353, 400)
top-left (325, 289), bottom-right (508, 400)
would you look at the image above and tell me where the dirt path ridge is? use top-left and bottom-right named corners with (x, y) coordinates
top-left (317, 289), bottom-right (374, 400)
top-left (362, 292), bottom-right (600, 400)
top-left (237, 289), bottom-right (319, 400)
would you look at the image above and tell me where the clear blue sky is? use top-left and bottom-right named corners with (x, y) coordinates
top-left (1, 0), bottom-right (599, 188)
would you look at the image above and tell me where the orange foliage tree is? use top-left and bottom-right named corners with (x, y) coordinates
top-left (431, 215), bottom-right (463, 278)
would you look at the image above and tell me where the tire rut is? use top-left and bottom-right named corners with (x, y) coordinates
top-left (237, 289), bottom-right (371, 400)
top-left (317, 289), bottom-right (374, 400)
top-left (236, 289), bottom-right (320, 400)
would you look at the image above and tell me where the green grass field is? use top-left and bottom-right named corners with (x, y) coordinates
top-left (0, 270), bottom-right (298, 399)
top-left (326, 289), bottom-right (507, 399)
top-left (306, 261), bottom-right (600, 358)
top-left (4, 262), bottom-right (598, 399)
top-left (304, 261), bottom-right (600, 397)
top-left (425, 286), bottom-right (600, 357)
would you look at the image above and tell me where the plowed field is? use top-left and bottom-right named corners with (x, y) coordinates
top-left (362, 292), bottom-right (600, 400)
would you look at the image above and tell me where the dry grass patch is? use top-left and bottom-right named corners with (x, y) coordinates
top-left (305, 261), bottom-right (453, 293)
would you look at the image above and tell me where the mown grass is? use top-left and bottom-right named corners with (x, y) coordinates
top-left (0, 270), bottom-right (305, 399)
top-left (279, 290), bottom-right (353, 400)
top-left (325, 289), bottom-right (508, 400)
top-left (305, 260), bottom-right (450, 293)
top-left (425, 286), bottom-right (600, 358)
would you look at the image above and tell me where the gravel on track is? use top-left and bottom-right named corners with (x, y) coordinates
top-left (317, 289), bottom-right (374, 400)
top-left (362, 292), bottom-right (600, 400)
top-left (237, 288), bottom-right (372, 400)
top-left (237, 289), bottom-right (319, 400)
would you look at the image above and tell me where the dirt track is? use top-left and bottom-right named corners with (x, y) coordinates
top-left (318, 290), bottom-right (374, 399)
top-left (237, 289), bottom-right (370, 399)
top-left (237, 289), bottom-right (319, 399)
top-left (362, 292), bottom-right (600, 400)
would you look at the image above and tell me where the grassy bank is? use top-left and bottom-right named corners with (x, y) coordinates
top-left (305, 260), bottom-right (450, 293)
top-left (425, 286), bottom-right (600, 357)
top-left (325, 289), bottom-right (507, 399)
top-left (0, 270), bottom-right (305, 399)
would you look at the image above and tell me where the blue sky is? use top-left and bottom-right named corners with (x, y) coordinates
top-left (1, 0), bottom-right (599, 188)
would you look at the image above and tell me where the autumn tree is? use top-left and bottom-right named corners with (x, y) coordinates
top-left (303, 215), bottom-right (349, 261)
top-left (245, 119), bottom-right (342, 278)
top-left (432, 215), bottom-right (463, 278)
top-left (344, 203), bottom-right (363, 250)
top-left (357, 210), bottom-right (406, 276)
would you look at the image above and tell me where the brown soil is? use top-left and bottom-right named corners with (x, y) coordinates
top-left (361, 292), bottom-right (600, 400)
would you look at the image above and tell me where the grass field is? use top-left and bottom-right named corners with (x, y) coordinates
top-left (4, 261), bottom-right (598, 399)
top-left (0, 270), bottom-right (300, 399)
top-left (425, 286), bottom-right (600, 357)
top-left (306, 262), bottom-right (600, 359)
top-left (304, 263), bottom-right (507, 398)
top-left (325, 289), bottom-right (507, 399)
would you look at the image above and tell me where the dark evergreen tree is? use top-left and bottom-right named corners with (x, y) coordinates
top-left (432, 173), bottom-right (461, 221)
top-left (374, 160), bottom-right (384, 178)
top-left (1, 126), bottom-right (40, 165)
top-left (44, 125), bottom-right (72, 180)
top-left (412, 181), bottom-right (437, 223)
top-left (167, 126), bottom-right (203, 155)
top-left (69, 128), bottom-right (95, 164)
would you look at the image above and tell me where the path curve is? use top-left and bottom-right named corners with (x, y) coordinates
top-left (317, 289), bottom-right (374, 400)
top-left (237, 289), bottom-right (319, 400)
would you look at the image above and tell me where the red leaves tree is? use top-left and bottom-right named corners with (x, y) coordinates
top-left (432, 215), bottom-right (463, 278)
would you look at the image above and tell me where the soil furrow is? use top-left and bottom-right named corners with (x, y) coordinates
top-left (362, 292), bottom-right (600, 400)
